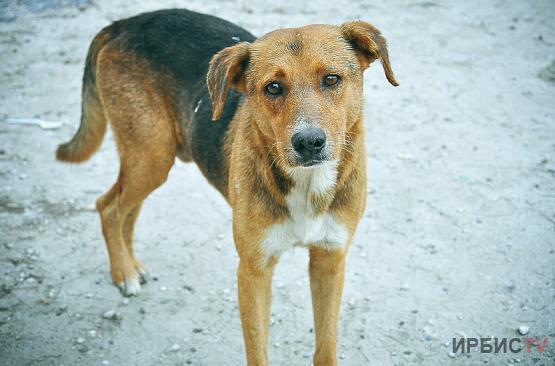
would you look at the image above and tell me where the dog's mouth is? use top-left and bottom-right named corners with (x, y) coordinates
top-left (300, 159), bottom-right (326, 167)
top-left (293, 152), bottom-right (330, 168)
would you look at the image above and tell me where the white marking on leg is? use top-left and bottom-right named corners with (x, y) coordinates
top-left (123, 275), bottom-right (141, 297)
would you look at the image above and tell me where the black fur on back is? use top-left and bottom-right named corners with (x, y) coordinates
top-left (106, 9), bottom-right (256, 195)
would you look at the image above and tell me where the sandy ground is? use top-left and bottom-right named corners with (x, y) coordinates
top-left (0, 0), bottom-right (554, 365)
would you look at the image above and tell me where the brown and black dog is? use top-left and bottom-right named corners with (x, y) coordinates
top-left (56, 8), bottom-right (397, 365)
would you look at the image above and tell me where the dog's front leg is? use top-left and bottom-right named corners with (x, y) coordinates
top-left (309, 247), bottom-right (347, 366)
top-left (237, 257), bottom-right (276, 366)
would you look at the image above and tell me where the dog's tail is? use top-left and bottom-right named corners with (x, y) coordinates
top-left (56, 27), bottom-right (112, 163)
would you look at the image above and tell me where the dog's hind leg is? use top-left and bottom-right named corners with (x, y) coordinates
top-left (122, 204), bottom-right (148, 282)
top-left (97, 147), bottom-right (174, 296)
top-left (95, 47), bottom-right (177, 296)
top-left (96, 181), bottom-right (140, 295)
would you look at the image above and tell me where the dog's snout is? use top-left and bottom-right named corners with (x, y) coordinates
top-left (292, 127), bottom-right (326, 164)
top-left (292, 127), bottom-right (326, 154)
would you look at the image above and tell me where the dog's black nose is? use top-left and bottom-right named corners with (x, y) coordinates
top-left (292, 127), bottom-right (326, 161)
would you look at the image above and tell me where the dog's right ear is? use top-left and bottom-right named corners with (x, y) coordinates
top-left (207, 42), bottom-right (250, 120)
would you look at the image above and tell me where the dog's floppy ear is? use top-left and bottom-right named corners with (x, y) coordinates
top-left (207, 42), bottom-right (250, 120)
top-left (340, 21), bottom-right (399, 86)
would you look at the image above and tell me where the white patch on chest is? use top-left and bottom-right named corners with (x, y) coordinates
top-left (260, 160), bottom-right (348, 263)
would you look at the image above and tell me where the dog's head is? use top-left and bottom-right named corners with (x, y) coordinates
top-left (208, 21), bottom-right (398, 168)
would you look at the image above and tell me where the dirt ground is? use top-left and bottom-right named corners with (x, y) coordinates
top-left (0, 0), bottom-right (554, 365)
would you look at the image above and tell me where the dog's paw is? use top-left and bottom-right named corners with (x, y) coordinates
top-left (111, 260), bottom-right (149, 297)
top-left (116, 274), bottom-right (142, 297)
top-left (134, 260), bottom-right (149, 285)
top-left (137, 266), bottom-right (149, 285)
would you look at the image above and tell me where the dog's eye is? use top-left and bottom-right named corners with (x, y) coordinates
top-left (265, 82), bottom-right (283, 96)
top-left (323, 74), bottom-right (340, 87)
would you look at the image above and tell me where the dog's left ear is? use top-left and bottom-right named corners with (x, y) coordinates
top-left (340, 21), bottom-right (399, 86)
top-left (207, 42), bottom-right (251, 120)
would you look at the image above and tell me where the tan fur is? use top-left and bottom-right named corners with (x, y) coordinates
top-left (57, 19), bottom-right (397, 365)
top-left (94, 45), bottom-right (178, 292)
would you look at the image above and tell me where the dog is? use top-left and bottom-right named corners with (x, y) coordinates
top-left (56, 8), bottom-right (398, 365)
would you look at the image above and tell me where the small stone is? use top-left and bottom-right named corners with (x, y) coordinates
top-left (505, 281), bottom-right (516, 292)
top-left (56, 305), bottom-right (67, 316)
top-left (85, 292), bottom-right (93, 299)
top-left (448, 352), bottom-right (456, 358)
top-left (397, 153), bottom-right (415, 161)
top-left (422, 325), bottom-right (434, 340)
top-left (77, 344), bottom-right (89, 353)
top-left (89, 330), bottom-right (97, 337)
top-left (102, 309), bottom-right (118, 320)
top-left (517, 325), bottom-right (529, 335)
top-left (169, 344), bottom-right (180, 352)
top-left (76, 337), bottom-right (85, 344)
top-left (160, 286), bottom-right (168, 291)
top-left (101, 361), bottom-right (109, 365)
top-left (274, 342), bottom-right (280, 348)
top-left (192, 328), bottom-right (203, 334)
